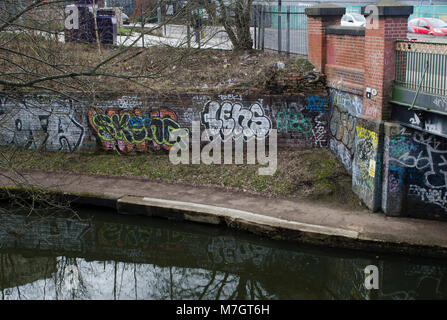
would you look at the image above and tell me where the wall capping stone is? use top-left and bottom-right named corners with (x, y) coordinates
top-left (326, 25), bottom-right (365, 36)
top-left (305, 4), bottom-right (346, 17)
top-left (361, 0), bottom-right (413, 17)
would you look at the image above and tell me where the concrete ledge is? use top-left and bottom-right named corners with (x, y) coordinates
top-left (326, 25), bottom-right (365, 36)
top-left (118, 195), bottom-right (360, 239)
top-left (114, 195), bottom-right (447, 259)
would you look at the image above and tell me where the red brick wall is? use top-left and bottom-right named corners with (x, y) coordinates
top-left (308, 14), bottom-right (409, 121)
top-left (325, 34), bottom-right (365, 96)
top-left (363, 17), bottom-right (409, 120)
top-left (308, 16), bottom-right (342, 73)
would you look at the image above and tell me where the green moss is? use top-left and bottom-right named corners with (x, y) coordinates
top-left (0, 146), bottom-right (362, 210)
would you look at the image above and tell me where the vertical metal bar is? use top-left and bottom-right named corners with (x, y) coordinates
top-left (397, 48), bottom-right (400, 85)
top-left (434, 53), bottom-right (438, 95)
top-left (439, 53), bottom-right (442, 96)
top-left (443, 54), bottom-right (446, 96)
top-left (414, 51), bottom-right (419, 91)
top-left (253, 5), bottom-right (258, 49)
top-left (412, 50), bottom-right (416, 91)
top-left (257, 5), bottom-right (262, 50)
top-left (440, 53), bottom-right (443, 96)
top-left (261, 5), bottom-right (265, 50)
top-left (431, 53), bottom-right (435, 94)
top-left (410, 60), bottom-right (429, 111)
top-left (407, 48), bottom-right (411, 89)
top-left (428, 53), bottom-right (432, 94)
top-left (186, 8), bottom-right (191, 49)
top-left (305, 13), bottom-right (309, 55)
top-left (286, 6), bottom-right (290, 55)
top-left (415, 51), bottom-right (419, 91)
top-left (278, 2), bottom-right (282, 53)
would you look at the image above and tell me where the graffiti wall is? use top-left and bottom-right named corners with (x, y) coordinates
top-left (328, 88), bottom-right (364, 172)
top-left (383, 124), bottom-right (447, 220)
top-left (268, 95), bottom-right (329, 149)
top-left (0, 93), bottom-right (330, 153)
top-left (89, 108), bottom-right (189, 152)
top-left (0, 95), bottom-right (85, 152)
top-left (352, 119), bottom-right (382, 211)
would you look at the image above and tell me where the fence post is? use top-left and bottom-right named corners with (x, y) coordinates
top-left (187, 8), bottom-right (191, 48)
top-left (286, 6), bottom-right (290, 55)
top-left (278, 2), bottom-right (282, 53)
top-left (259, 5), bottom-right (262, 50)
top-left (261, 5), bottom-right (265, 50)
top-left (253, 5), bottom-right (258, 49)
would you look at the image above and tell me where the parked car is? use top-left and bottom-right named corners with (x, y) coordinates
top-left (122, 13), bottom-right (130, 25)
top-left (408, 18), bottom-right (447, 36)
top-left (341, 13), bottom-right (366, 27)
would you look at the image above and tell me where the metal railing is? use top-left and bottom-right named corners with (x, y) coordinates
top-left (252, 5), bottom-right (309, 56)
top-left (395, 40), bottom-right (447, 96)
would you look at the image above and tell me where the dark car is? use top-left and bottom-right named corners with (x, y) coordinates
top-left (408, 17), bottom-right (447, 36)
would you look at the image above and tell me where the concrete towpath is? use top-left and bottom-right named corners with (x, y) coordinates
top-left (2, 170), bottom-right (447, 258)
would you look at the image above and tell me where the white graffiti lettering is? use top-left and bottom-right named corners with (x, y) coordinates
top-left (201, 101), bottom-right (272, 141)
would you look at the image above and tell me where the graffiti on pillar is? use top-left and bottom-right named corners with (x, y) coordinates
top-left (89, 107), bottom-right (189, 152)
top-left (352, 126), bottom-right (379, 203)
top-left (387, 130), bottom-right (447, 214)
top-left (329, 89), bottom-right (363, 116)
top-left (329, 104), bottom-right (356, 170)
top-left (0, 99), bottom-right (85, 152)
top-left (200, 101), bottom-right (272, 141)
top-left (328, 89), bottom-right (363, 172)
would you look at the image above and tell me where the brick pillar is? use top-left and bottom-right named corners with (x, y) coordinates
top-left (361, 1), bottom-right (413, 121)
top-left (305, 5), bottom-right (345, 73)
top-left (351, 1), bottom-right (413, 212)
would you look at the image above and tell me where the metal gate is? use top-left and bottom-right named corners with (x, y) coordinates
top-left (252, 4), bottom-right (309, 56)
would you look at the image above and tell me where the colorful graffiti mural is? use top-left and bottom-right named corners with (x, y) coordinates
top-left (0, 94), bottom-right (330, 155)
top-left (352, 124), bottom-right (380, 210)
top-left (88, 108), bottom-right (189, 152)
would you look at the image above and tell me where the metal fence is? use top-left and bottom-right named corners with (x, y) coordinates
top-left (252, 5), bottom-right (309, 56)
top-left (395, 40), bottom-right (447, 96)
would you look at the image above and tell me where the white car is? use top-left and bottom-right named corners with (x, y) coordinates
top-left (341, 13), bottom-right (366, 27)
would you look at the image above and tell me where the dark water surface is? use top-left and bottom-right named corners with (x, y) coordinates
top-left (0, 206), bottom-right (446, 300)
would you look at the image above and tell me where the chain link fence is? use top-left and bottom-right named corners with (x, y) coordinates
top-left (252, 4), bottom-right (309, 56)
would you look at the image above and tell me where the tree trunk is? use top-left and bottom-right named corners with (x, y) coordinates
top-left (213, 0), bottom-right (254, 51)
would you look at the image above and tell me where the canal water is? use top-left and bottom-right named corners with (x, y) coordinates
top-left (0, 206), bottom-right (446, 300)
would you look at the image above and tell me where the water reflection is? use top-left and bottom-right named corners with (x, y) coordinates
top-left (0, 209), bottom-right (446, 300)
